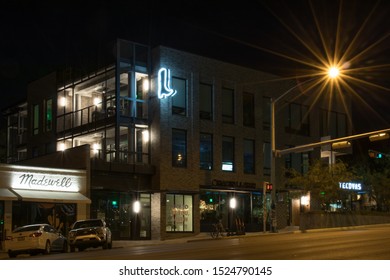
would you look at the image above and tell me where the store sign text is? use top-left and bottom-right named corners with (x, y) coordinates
top-left (339, 182), bottom-right (362, 191)
top-left (11, 172), bottom-right (80, 192)
top-left (157, 67), bottom-right (177, 99)
top-left (212, 179), bottom-right (256, 189)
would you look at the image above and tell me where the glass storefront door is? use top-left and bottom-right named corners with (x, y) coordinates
top-left (200, 190), bottom-right (267, 232)
top-left (91, 191), bottom-right (151, 240)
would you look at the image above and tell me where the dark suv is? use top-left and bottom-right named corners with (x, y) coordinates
top-left (68, 219), bottom-right (112, 252)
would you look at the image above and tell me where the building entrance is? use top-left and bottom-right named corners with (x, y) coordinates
top-left (91, 191), bottom-right (151, 240)
top-left (200, 189), bottom-right (269, 233)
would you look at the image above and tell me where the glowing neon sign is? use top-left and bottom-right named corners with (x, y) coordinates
top-left (11, 172), bottom-right (81, 192)
top-left (339, 182), bottom-right (362, 191)
top-left (157, 67), bottom-right (177, 99)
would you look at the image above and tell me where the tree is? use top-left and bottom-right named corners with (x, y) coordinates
top-left (352, 156), bottom-right (390, 212)
top-left (286, 159), bottom-right (353, 210)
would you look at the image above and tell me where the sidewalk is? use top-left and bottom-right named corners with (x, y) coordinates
top-left (0, 226), bottom-right (300, 259)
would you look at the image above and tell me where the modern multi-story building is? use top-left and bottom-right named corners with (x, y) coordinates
top-left (1, 39), bottom-right (350, 243)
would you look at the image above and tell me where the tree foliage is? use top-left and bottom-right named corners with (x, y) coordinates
top-left (352, 157), bottom-right (390, 211)
top-left (286, 159), bottom-right (354, 205)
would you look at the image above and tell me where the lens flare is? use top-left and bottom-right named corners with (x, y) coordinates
top-left (328, 67), bottom-right (340, 79)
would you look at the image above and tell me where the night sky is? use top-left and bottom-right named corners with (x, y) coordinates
top-left (0, 0), bottom-right (389, 133)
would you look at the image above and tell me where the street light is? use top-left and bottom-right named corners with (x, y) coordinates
top-left (269, 68), bottom-right (340, 232)
top-left (328, 66), bottom-right (340, 79)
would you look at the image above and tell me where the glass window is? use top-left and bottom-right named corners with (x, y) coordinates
top-left (45, 99), bottom-right (53, 132)
top-left (166, 194), bottom-right (193, 232)
top-left (244, 139), bottom-right (255, 174)
top-left (320, 110), bottom-right (347, 138)
top-left (0, 201), bottom-right (4, 243)
top-left (243, 92), bottom-right (255, 127)
top-left (285, 149), bottom-right (311, 174)
top-left (200, 191), bottom-right (228, 227)
top-left (222, 87), bottom-right (234, 124)
top-left (136, 73), bottom-right (149, 119)
top-left (337, 113), bottom-right (347, 137)
top-left (199, 83), bottom-right (213, 120)
top-left (12, 201), bottom-right (76, 235)
top-left (285, 102), bottom-right (310, 136)
top-left (172, 77), bottom-right (187, 115)
top-left (172, 129), bottom-right (187, 167)
top-left (222, 136), bottom-right (234, 172)
top-left (200, 133), bottom-right (213, 170)
top-left (263, 96), bottom-right (271, 130)
top-left (33, 104), bottom-right (39, 135)
top-left (263, 142), bottom-right (271, 176)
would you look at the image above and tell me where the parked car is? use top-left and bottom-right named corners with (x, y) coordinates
top-left (68, 218), bottom-right (112, 252)
top-left (5, 224), bottom-right (68, 258)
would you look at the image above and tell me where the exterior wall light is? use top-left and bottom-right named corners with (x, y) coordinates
top-left (229, 197), bottom-right (237, 209)
top-left (133, 200), bottom-right (141, 213)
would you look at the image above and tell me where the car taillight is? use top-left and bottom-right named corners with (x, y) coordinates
top-left (29, 232), bottom-right (42, 238)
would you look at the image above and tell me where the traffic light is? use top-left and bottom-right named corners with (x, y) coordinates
top-left (368, 149), bottom-right (384, 158)
top-left (263, 181), bottom-right (273, 193)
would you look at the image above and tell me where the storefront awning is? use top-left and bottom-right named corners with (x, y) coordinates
top-left (0, 188), bottom-right (18, 201)
top-left (12, 189), bottom-right (91, 204)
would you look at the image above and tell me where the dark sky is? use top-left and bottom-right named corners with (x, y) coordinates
top-left (0, 0), bottom-right (389, 132)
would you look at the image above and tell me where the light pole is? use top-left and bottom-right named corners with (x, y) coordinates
top-left (269, 67), bottom-right (339, 232)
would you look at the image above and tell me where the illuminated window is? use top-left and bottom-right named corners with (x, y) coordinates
top-left (222, 136), bottom-right (234, 172)
top-left (172, 129), bottom-right (187, 167)
top-left (166, 194), bottom-right (193, 232)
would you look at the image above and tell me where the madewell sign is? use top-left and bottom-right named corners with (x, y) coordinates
top-left (11, 171), bottom-right (81, 192)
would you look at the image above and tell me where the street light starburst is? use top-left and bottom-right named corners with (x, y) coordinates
top-left (328, 66), bottom-right (340, 79)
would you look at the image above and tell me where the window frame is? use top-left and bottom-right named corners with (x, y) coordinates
top-left (166, 194), bottom-right (193, 232)
top-left (172, 129), bottom-right (187, 168)
top-left (200, 133), bottom-right (213, 170)
top-left (222, 136), bottom-right (235, 172)
top-left (199, 82), bottom-right (213, 120)
top-left (172, 77), bottom-right (187, 116)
